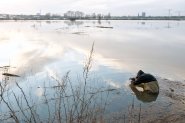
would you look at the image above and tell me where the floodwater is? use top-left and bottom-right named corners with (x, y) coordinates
top-left (0, 20), bottom-right (185, 122)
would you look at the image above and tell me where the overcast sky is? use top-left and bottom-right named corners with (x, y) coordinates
top-left (0, 0), bottom-right (185, 16)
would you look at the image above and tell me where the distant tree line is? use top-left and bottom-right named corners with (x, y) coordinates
top-left (0, 11), bottom-right (185, 20)
top-left (63, 11), bottom-right (111, 20)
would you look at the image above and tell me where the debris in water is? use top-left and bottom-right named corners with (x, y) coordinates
top-left (72, 32), bottom-right (86, 35)
top-left (96, 26), bottom-right (113, 29)
top-left (2, 73), bottom-right (20, 77)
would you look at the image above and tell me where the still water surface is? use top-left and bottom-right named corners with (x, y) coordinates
top-left (0, 20), bottom-right (185, 120)
top-left (1, 20), bottom-right (185, 81)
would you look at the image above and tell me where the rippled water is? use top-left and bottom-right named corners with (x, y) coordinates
top-left (0, 20), bottom-right (185, 121)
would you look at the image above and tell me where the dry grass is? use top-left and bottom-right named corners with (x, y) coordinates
top-left (0, 42), bottom-right (115, 123)
top-left (0, 43), bottom-right (142, 123)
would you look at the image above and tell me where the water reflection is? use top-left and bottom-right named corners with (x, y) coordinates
top-left (45, 21), bottom-right (51, 24)
top-left (64, 20), bottom-right (84, 26)
top-left (35, 87), bottom-right (44, 97)
top-left (141, 22), bottom-right (145, 25)
top-left (0, 20), bottom-right (185, 83)
top-left (1, 20), bottom-right (185, 122)
top-left (98, 20), bottom-right (101, 24)
top-left (0, 21), bottom-right (185, 80)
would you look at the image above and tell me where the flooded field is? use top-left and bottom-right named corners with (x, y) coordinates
top-left (0, 20), bottom-right (185, 122)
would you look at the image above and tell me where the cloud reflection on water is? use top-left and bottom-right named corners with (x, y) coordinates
top-left (0, 20), bottom-right (185, 81)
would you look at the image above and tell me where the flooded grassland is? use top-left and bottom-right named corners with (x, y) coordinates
top-left (0, 20), bottom-right (185, 122)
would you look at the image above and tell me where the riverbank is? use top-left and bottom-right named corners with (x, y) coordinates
top-left (148, 78), bottom-right (185, 123)
top-left (106, 78), bottom-right (185, 123)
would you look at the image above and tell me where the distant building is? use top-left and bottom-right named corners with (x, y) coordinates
top-left (142, 12), bottom-right (146, 17)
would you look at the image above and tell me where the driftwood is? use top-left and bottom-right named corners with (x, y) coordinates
top-left (2, 73), bottom-right (20, 77)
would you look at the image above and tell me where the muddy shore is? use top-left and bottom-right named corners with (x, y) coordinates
top-left (106, 78), bottom-right (185, 123)
top-left (146, 78), bottom-right (185, 123)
